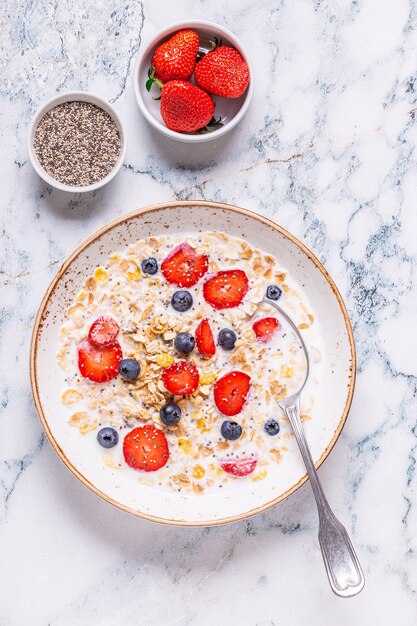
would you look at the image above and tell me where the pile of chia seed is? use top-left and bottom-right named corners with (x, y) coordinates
top-left (33, 101), bottom-right (121, 187)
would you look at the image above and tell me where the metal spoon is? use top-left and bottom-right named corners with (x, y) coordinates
top-left (260, 297), bottom-right (365, 597)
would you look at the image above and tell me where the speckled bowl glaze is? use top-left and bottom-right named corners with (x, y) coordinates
top-left (134, 21), bottom-right (254, 143)
top-left (30, 201), bottom-right (355, 526)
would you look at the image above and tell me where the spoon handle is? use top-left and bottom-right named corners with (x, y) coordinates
top-left (282, 397), bottom-right (365, 597)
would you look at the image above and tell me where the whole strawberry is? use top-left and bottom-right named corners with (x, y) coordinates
top-left (194, 45), bottom-right (250, 98)
top-left (150, 29), bottom-right (199, 83)
top-left (160, 80), bottom-right (215, 133)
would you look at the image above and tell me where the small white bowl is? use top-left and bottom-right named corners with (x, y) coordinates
top-left (133, 20), bottom-right (254, 143)
top-left (27, 91), bottom-right (126, 193)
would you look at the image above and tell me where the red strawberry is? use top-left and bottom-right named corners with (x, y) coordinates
top-left (214, 370), bottom-right (251, 416)
top-left (160, 80), bottom-right (215, 133)
top-left (194, 45), bottom-right (250, 98)
top-left (195, 318), bottom-right (216, 357)
top-left (253, 317), bottom-right (281, 343)
top-left (88, 316), bottom-right (119, 347)
top-left (162, 361), bottom-right (199, 395)
top-left (77, 337), bottom-right (122, 383)
top-left (123, 425), bottom-right (169, 472)
top-left (219, 457), bottom-right (258, 477)
top-left (161, 242), bottom-right (208, 288)
top-left (150, 29), bottom-right (199, 83)
top-left (203, 269), bottom-right (249, 310)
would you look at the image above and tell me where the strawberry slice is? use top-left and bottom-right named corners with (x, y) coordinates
top-left (195, 318), bottom-right (216, 357)
top-left (161, 243), bottom-right (208, 288)
top-left (123, 425), bottom-right (169, 472)
top-left (253, 317), bottom-right (281, 343)
top-left (88, 316), bottom-right (119, 347)
top-left (162, 360), bottom-right (199, 395)
top-left (203, 269), bottom-right (249, 309)
top-left (219, 457), bottom-right (258, 477)
top-left (77, 337), bottom-right (122, 383)
top-left (214, 370), bottom-right (251, 416)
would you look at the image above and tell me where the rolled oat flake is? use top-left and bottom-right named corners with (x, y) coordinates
top-left (33, 101), bottom-right (121, 187)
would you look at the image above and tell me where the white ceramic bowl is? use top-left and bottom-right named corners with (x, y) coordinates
top-left (133, 20), bottom-right (254, 143)
top-left (31, 201), bottom-right (355, 526)
top-left (27, 91), bottom-right (126, 193)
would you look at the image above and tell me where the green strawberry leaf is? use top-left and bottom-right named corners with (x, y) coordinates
top-left (196, 117), bottom-right (224, 134)
top-left (146, 66), bottom-right (163, 92)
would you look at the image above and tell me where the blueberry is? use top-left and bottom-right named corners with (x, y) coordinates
top-left (160, 402), bottom-right (181, 426)
top-left (119, 358), bottom-right (141, 381)
top-left (174, 332), bottom-right (195, 355)
top-left (264, 419), bottom-right (280, 436)
top-left (171, 290), bottom-right (193, 312)
top-left (97, 427), bottom-right (119, 448)
top-left (221, 420), bottom-right (242, 441)
top-left (141, 257), bottom-right (158, 275)
top-left (218, 328), bottom-right (237, 350)
top-left (266, 285), bottom-right (282, 301)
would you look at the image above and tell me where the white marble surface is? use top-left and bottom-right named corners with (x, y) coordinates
top-left (1, 0), bottom-right (417, 623)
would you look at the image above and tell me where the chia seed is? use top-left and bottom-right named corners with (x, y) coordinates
top-left (33, 101), bottom-right (121, 187)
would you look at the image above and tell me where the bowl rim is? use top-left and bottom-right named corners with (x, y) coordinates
top-left (30, 200), bottom-right (356, 526)
top-left (133, 19), bottom-right (255, 143)
top-left (27, 91), bottom-right (127, 193)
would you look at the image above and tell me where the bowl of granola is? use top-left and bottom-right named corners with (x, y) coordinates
top-left (30, 201), bottom-right (355, 525)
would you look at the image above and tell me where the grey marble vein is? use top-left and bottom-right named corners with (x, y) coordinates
top-left (1, 0), bottom-right (417, 624)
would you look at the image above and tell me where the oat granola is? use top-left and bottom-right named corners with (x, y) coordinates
top-left (57, 231), bottom-right (322, 493)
